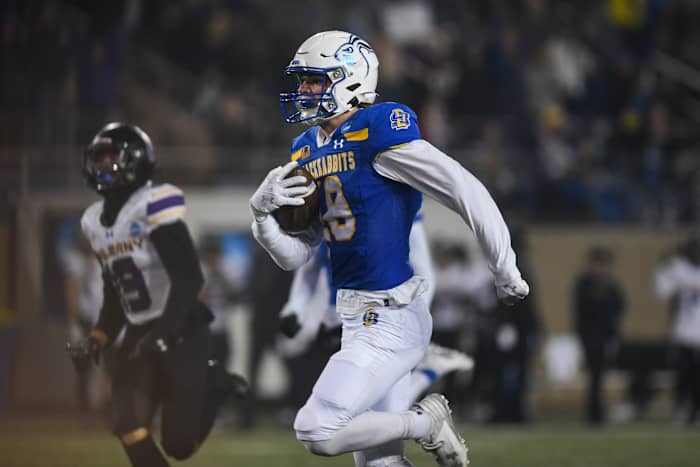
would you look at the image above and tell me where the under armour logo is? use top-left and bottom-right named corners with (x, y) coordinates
top-left (333, 139), bottom-right (344, 150)
top-left (155, 338), bottom-right (168, 353)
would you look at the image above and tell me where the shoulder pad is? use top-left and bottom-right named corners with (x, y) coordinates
top-left (367, 102), bottom-right (420, 153)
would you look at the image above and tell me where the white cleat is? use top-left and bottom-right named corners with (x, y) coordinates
top-left (416, 343), bottom-right (475, 378)
top-left (412, 393), bottom-right (468, 467)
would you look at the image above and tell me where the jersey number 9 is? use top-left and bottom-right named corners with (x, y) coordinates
top-left (111, 256), bottom-right (152, 313)
top-left (322, 176), bottom-right (356, 241)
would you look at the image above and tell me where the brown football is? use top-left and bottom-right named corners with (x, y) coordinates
top-left (273, 165), bottom-right (321, 235)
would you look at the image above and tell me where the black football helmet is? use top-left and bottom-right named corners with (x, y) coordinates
top-left (83, 123), bottom-right (156, 194)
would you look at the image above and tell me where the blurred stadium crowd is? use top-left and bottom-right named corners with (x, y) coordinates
top-left (2, 0), bottom-right (700, 224)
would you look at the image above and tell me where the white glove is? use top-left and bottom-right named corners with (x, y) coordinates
top-left (496, 277), bottom-right (530, 306)
top-left (250, 160), bottom-right (309, 221)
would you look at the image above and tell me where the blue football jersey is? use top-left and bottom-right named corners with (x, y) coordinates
top-left (289, 102), bottom-right (422, 290)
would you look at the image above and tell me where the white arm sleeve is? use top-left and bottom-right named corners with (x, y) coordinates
top-left (251, 216), bottom-right (321, 271)
top-left (409, 220), bottom-right (435, 304)
top-left (281, 248), bottom-right (324, 320)
top-left (373, 138), bottom-right (521, 285)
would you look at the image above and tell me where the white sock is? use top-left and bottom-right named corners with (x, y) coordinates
top-left (406, 410), bottom-right (432, 439)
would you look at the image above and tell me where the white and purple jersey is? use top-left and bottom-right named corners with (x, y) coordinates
top-left (81, 182), bottom-right (186, 325)
top-left (655, 257), bottom-right (700, 348)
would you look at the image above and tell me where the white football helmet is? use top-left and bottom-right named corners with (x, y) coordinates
top-left (279, 30), bottom-right (379, 125)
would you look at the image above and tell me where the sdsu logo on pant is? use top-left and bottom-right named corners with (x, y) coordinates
top-left (362, 309), bottom-right (379, 326)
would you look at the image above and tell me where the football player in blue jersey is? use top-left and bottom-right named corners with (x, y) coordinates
top-left (67, 123), bottom-right (248, 467)
top-left (250, 31), bottom-right (529, 467)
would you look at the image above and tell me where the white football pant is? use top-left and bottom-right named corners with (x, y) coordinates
top-left (294, 293), bottom-right (432, 460)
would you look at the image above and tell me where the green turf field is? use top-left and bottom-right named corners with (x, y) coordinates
top-left (1, 416), bottom-right (699, 467)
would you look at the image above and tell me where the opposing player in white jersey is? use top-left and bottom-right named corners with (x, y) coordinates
top-left (279, 216), bottom-right (474, 408)
top-left (67, 123), bottom-right (247, 467)
top-left (250, 31), bottom-right (529, 467)
top-left (654, 233), bottom-right (700, 425)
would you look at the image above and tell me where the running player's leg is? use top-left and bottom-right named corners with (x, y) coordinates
top-left (294, 297), bottom-right (432, 456)
top-left (409, 343), bottom-right (474, 403)
top-left (159, 322), bottom-right (210, 460)
top-left (198, 359), bottom-right (249, 441)
top-left (353, 344), bottom-right (474, 466)
top-left (353, 372), bottom-right (415, 467)
top-left (112, 327), bottom-right (167, 467)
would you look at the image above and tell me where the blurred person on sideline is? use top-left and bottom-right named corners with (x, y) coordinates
top-left (61, 227), bottom-right (112, 423)
top-left (489, 227), bottom-right (542, 424)
top-left (199, 234), bottom-right (245, 430)
top-left (199, 235), bottom-right (240, 378)
top-left (67, 123), bottom-right (247, 467)
top-left (572, 246), bottom-right (626, 425)
top-left (431, 241), bottom-right (491, 420)
top-left (654, 231), bottom-right (700, 425)
top-left (239, 245), bottom-right (294, 430)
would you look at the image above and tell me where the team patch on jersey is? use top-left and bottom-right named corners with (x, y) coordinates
top-left (362, 308), bottom-right (379, 326)
top-left (147, 187), bottom-right (185, 225)
top-left (390, 108), bottom-right (411, 130)
top-left (129, 222), bottom-right (141, 237)
top-left (291, 145), bottom-right (311, 161)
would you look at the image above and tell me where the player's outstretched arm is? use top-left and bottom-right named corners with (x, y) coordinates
top-left (374, 139), bottom-right (529, 304)
top-left (250, 161), bottom-right (322, 271)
